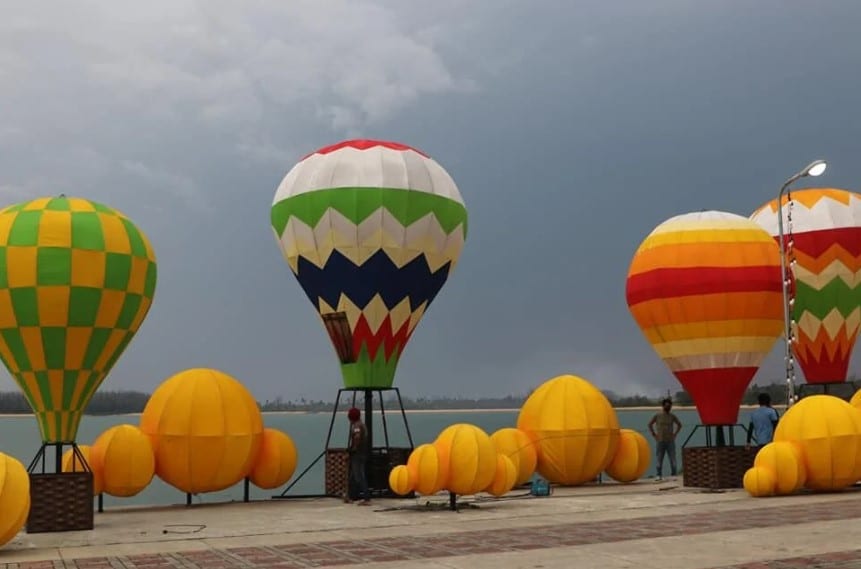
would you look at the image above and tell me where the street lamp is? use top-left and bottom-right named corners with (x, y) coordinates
top-left (778, 160), bottom-right (827, 408)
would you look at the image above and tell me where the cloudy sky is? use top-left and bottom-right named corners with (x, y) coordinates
top-left (1, 0), bottom-right (860, 402)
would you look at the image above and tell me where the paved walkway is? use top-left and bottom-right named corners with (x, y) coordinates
top-left (4, 482), bottom-right (861, 568)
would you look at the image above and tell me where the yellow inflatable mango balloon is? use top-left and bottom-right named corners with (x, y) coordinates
top-left (249, 428), bottom-right (298, 490)
top-left (62, 444), bottom-right (103, 495)
top-left (743, 466), bottom-right (776, 497)
top-left (140, 368), bottom-right (264, 494)
top-left (407, 443), bottom-right (445, 496)
top-left (517, 374), bottom-right (620, 485)
top-left (0, 452), bottom-right (30, 548)
top-left (605, 428), bottom-right (650, 483)
top-left (486, 454), bottom-right (518, 497)
top-left (388, 464), bottom-right (414, 496)
top-left (435, 424), bottom-right (496, 495)
top-left (91, 424), bottom-right (155, 498)
top-left (774, 394), bottom-right (861, 491)
top-left (753, 441), bottom-right (806, 495)
top-left (490, 428), bottom-right (538, 485)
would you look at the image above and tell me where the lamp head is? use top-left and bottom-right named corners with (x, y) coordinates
top-left (803, 160), bottom-right (827, 177)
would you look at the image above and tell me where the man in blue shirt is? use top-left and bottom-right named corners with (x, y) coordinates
top-left (746, 393), bottom-right (780, 449)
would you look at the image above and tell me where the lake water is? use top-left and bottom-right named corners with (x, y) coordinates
top-left (0, 408), bottom-right (754, 509)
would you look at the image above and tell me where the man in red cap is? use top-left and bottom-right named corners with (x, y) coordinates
top-left (345, 407), bottom-right (370, 505)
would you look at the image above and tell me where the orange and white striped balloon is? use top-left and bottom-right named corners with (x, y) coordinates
top-left (625, 211), bottom-right (784, 425)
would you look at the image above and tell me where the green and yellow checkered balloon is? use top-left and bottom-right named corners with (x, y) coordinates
top-left (0, 196), bottom-right (157, 443)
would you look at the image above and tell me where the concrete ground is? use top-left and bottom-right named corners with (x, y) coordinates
top-left (2, 478), bottom-right (861, 568)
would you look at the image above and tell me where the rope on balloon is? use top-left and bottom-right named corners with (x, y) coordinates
top-left (785, 190), bottom-right (799, 404)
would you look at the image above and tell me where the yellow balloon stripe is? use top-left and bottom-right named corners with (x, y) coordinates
top-left (650, 336), bottom-right (778, 359)
top-left (641, 227), bottom-right (775, 248)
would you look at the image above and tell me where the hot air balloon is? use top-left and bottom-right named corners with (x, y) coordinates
top-left (0, 196), bottom-right (157, 449)
top-left (270, 139), bottom-right (468, 389)
top-left (625, 211), bottom-right (784, 426)
top-left (270, 139), bottom-right (466, 499)
top-left (750, 188), bottom-right (861, 386)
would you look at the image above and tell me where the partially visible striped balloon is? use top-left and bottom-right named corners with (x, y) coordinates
top-left (625, 211), bottom-right (784, 425)
top-left (750, 188), bottom-right (861, 384)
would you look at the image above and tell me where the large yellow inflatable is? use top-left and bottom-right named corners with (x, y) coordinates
top-left (774, 394), bottom-right (861, 491)
top-left (490, 427), bottom-right (538, 485)
top-left (248, 428), bottom-right (298, 490)
top-left (604, 428), bottom-right (650, 483)
top-left (517, 374), bottom-right (620, 485)
top-left (389, 423), bottom-right (519, 498)
top-left (140, 368), bottom-right (264, 494)
top-left (435, 424), bottom-right (497, 495)
top-left (91, 424), bottom-right (155, 497)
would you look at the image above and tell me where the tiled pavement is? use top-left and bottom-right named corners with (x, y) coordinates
top-left (5, 498), bottom-right (861, 569)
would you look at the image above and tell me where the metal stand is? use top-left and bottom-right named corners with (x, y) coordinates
top-left (681, 424), bottom-right (748, 448)
top-left (27, 442), bottom-right (89, 475)
top-left (796, 381), bottom-right (859, 402)
top-left (274, 387), bottom-right (415, 500)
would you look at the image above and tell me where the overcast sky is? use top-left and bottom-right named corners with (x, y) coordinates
top-left (1, 1), bottom-right (860, 402)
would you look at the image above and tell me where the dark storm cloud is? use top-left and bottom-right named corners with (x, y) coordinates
top-left (1, 1), bottom-right (860, 401)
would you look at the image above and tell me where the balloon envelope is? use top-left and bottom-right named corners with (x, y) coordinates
top-left (270, 139), bottom-right (468, 389)
top-left (750, 188), bottom-right (861, 384)
top-left (516, 374), bottom-right (620, 485)
top-left (0, 196), bottom-right (157, 442)
top-left (626, 211), bottom-right (783, 425)
top-left (139, 368), bottom-right (264, 494)
top-left (91, 424), bottom-right (155, 498)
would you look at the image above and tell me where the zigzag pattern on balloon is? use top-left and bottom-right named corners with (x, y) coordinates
top-left (750, 188), bottom-right (861, 385)
top-left (277, 206), bottom-right (466, 274)
top-left (794, 258), bottom-right (861, 290)
top-left (795, 311), bottom-right (860, 382)
top-left (751, 189), bottom-right (861, 234)
top-left (293, 250), bottom-right (449, 387)
top-left (780, 223), bottom-right (860, 384)
top-left (295, 249), bottom-right (451, 312)
top-left (317, 293), bottom-right (427, 362)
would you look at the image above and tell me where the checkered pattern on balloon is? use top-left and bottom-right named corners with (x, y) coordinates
top-left (0, 196), bottom-right (156, 532)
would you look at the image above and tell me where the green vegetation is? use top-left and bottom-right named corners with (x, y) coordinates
top-left (0, 381), bottom-right (845, 415)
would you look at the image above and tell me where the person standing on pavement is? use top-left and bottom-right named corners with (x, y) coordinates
top-left (746, 393), bottom-right (780, 450)
top-left (345, 407), bottom-right (371, 505)
top-left (648, 398), bottom-right (682, 481)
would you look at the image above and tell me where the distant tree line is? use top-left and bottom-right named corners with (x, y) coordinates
top-left (0, 390), bottom-right (151, 415)
top-left (0, 381), bottom-right (847, 415)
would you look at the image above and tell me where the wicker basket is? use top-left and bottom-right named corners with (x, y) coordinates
top-left (682, 446), bottom-right (757, 489)
top-left (26, 472), bottom-right (94, 533)
top-left (325, 449), bottom-right (350, 496)
top-left (325, 447), bottom-right (412, 497)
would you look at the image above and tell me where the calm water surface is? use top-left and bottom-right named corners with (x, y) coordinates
top-left (0, 408), bottom-right (755, 508)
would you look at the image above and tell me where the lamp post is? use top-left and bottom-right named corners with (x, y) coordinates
top-left (777, 159), bottom-right (827, 408)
